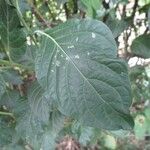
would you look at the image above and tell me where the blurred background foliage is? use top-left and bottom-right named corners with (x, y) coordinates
top-left (1, 0), bottom-right (150, 149)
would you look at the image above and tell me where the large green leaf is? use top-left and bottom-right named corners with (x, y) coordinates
top-left (0, 0), bottom-right (26, 62)
top-left (35, 19), bottom-right (133, 130)
top-left (131, 34), bottom-right (150, 58)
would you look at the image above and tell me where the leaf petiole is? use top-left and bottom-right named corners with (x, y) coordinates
top-left (0, 111), bottom-right (14, 118)
top-left (0, 59), bottom-right (32, 72)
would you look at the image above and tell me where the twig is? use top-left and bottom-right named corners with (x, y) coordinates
top-left (131, 0), bottom-right (138, 19)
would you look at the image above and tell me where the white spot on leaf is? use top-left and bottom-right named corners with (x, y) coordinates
top-left (76, 37), bottom-right (78, 42)
top-left (51, 70), bottom-right (54, 72)
top-left (66, 57), bottom-right (70, 61)
top-left (68, 45), bottom-right (74, 49)
top-left (92, 32), bottom-right (96, 38)
top-left (87, 52), bottom-right (90, 55)
top-left (56, 60), bottom-right (60, 66)
top-left (74, 55), bottom-right (80, 59)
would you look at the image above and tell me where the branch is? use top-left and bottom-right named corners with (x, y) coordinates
top-left (131, 0), bottom-right (138, 18)
top-left (31, 0), bottom-right (51, 27)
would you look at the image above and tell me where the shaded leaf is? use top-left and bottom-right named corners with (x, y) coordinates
top-left (0, 0), bottom-right (26, 62)
top-left (0, 74), bottom-right (6, 98)
top-left (0, 68), bottom-right (22, 85)
top-left (131, 34), bottom-right (150, 58)
top-left (106, 17), bottom-right (131, 38)
top-left (57, 0), bottom-right (68, 5)
top-left (15, 83), bottom-right (65, 149)
top-left (0, 89), bottom-right (20, 110)
top-left (80, 0), bottom-right (101, 18)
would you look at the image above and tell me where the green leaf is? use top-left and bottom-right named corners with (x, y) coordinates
top-left (0, 68), bottom-right (22, 85)
top-left (131, 34), bottom-right (150, 58)
top-left (17, 0), bottom-right (30, 14)
top-left (27, 81), bottom-right (52, 124)
top-left (71, 121), bottom-right (95, 146)
top-left (0, 118), bottom-right (16, 147)
top-left (0, 0), bottom-right (26, 62)
top-left (15, 99), bottom-right (45, 149)
top-left (40, 110), bottom-right (65, 150)
top-left (0, 74), bottom-right (6, 98)
top-left (15, 83), bottom-right (65, 149)
top-left (35, 19), bottom-right (133, 130)
top-left (19, 45), bottom-right (36, 69)
top-left (56, 0), bottom-right (68, 5)
top-left (106, 18), bottom-right (131, 38)
top-left (0, 89), bottom-right (20, 110)
top-left (81, 0), bottom-right (101, 18)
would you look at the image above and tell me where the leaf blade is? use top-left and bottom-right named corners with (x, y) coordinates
top-left (35, 19), bottom-right (133, 130)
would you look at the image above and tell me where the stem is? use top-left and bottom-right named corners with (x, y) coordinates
top-left (0, 59), bottom-right (32, 71)
top-left (0, 111), bottom-right (14, 118)
top-left (15, 0), bottom-right (37, 45)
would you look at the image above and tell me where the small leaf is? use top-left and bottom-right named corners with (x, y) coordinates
top-left (131, 34), bottom-right (150, 58)
top-left (35, 19), bottom-right (133, 130)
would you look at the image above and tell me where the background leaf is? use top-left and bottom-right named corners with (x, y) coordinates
top-left (0, 0), bottom-right (26, 62)
top-left (131, 34), bottom-right (150, 58)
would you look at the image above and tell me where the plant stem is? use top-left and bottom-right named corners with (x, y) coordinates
top-left (15, 0), bottom-right (37, 45)
top-left (0, 111), bottom-right (14, 118)
top-left (0, 59), bottom-right (32, 71)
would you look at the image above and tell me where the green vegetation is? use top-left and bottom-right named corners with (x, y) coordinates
top-left (0, 0), bottom-right (149, 149)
